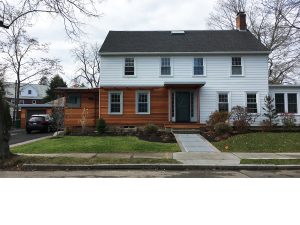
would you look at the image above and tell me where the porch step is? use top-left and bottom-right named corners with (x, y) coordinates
top-left (171, 129), bottom-right (200, 134)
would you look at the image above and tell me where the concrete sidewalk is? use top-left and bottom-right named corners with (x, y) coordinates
top-left (174, 134), bottom-right (220, 152)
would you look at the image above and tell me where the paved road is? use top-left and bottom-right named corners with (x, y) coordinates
top-left (9, 129), bottom-right (53, 145)
top-left (1, 169), bottom-right (300, 178)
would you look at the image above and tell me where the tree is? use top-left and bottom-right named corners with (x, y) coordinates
top-left (39, 76), bottom-right (49, 86)
top-left (0, 0), bottom-right (102, 39)
top-left (0, 13), bottom-right (62, 123)
top-left (262, 95), bottom-right (278, 127)
top-left (207, 0), bottom-right (300, 84)
top-left (0, 68), bottom-right (12, 159)
top-left (72, 42), bottom-right (101, 88)
top-left (44, 75), bottom-right (67, 102)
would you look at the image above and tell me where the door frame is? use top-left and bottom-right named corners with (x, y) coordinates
top-left (171, 90), bottom-right (197, 123)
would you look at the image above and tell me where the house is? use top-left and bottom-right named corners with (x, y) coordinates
top-left (58, 12), bottom-right (300, 130)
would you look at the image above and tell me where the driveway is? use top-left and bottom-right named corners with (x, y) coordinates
top-left (9, 129), bottom-right (53, 145)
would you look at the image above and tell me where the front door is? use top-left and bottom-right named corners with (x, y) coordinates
top-left (175, 91), bottom-right (190, 122)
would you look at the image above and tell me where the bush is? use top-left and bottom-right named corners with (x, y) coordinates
top-left (230, 106), bottom-right (258, 133)
top-left (96, 118), bottom-right (107, 134)
top-left (207, 111), bottom-right (230, 128)
top-left (144, 123), bottom-right (159, 134)
top-left (214, 122), bottom-right (232, 135)
top-left (282, 113), bottom-right (296, 130)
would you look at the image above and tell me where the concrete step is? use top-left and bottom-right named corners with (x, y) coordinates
top-left (172, 129), bottom-right (200, 134)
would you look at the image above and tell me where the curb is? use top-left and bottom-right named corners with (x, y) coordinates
top-left (22, 163), bottom-right (300, 171)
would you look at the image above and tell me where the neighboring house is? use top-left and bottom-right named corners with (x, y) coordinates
top-left (58, 12), bottom-right (300, 129)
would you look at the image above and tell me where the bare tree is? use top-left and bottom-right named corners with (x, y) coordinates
top-left (0, 0), bottom-right (102, 38)
top-left (72, 42), bottom-right (100, 88)
top-left (207, 0), bottom-right (300, 84)
top-left (52, 97), bottom-right (65, 134)
top-left (0, 13), bottom-right (62, 123)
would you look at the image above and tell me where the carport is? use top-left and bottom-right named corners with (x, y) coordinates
top-left (19, 104), bottom-right (53, 129)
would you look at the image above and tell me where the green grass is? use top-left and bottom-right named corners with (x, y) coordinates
top-left (11, 136), bottom-right (180, 154)
top-left (212, 132), bottom-right (300, 152)
top-left (241, 158), bottom-right (300, 165)
top-left (0, 156), bottom-right (179, 169)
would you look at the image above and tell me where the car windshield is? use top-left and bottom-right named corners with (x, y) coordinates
top-left (29, 116), bottom-right (45, 122)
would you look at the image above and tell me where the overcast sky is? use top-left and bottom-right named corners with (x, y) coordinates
top-left (26, 0), bottom-right (217, 85)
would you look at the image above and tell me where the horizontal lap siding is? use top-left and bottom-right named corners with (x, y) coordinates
top-left (100, 88), bottom-right (169, 125)
top-left (64, 92), bottom-right (99, 127)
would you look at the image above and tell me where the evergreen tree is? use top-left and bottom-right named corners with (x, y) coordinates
top-left (262, 95), bottom-right (278, 127)
top-left (44, 75), bottom-right (67, 102)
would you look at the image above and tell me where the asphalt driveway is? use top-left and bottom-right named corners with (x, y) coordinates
top-left (9, 129), bottom-right (53, 145)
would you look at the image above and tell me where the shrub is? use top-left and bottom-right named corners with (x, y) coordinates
top-left (207, 111), bottom-right (230, 128)
top-left (230, 106), bottom-right (258, 133)
top-left (96, 118), bottom-right (107, 134)
top-left (214, 122), bottom-right (232, 135)
top-left (144, 123), bottom-right (159, 134)
top-left (281, 113), bottom-right (296, 130)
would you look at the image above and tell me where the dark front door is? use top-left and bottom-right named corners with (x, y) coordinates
top-left (175, 92), bottom-right (190, 122)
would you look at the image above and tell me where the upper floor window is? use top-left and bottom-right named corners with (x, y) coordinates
top-left (28, 90), bottom-right (32, 95)
top-left (232, 57), bottom-right (242, 75)
top-left (161, 58), bottom-right (171, 76)
top-left (275, 93), bottom-right (285, 113)
top-left (288, 93), bottom-right (298, 113)
top-left (218, 93), bottom-right (229, 112)
top-left (109, 91), bottom-right (123, 114)
top-left (136, 91), bottom-right (150, 114)
top-left (194, 58), bottom-right (204, 76)
top-left (124, 58), bottom-right (135, 76)
top-left (246, 93), bottom-right (257, 113)
top-left (67, 94), bottom-right (81, 108)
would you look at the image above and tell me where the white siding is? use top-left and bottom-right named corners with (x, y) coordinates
top-left (269, 86), bottom-right (300, 125)
top-left (100, 55), bottom-right (269, 124)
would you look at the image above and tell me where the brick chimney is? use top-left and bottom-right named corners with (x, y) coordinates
top-left (236, 12), bottom-right (247, 31)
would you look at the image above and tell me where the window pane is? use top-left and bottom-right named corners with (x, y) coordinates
top-left (247, 94), bottom-right (257, 113)
top-left (125, 58), bottom-right (134, 76)
top-left (161, 58), bottom-right (170, 66)
top-left (218, 93), bottom-right (229, 112)
top-left (161, 67), bottom-right (171, 75)
top-left (275, 93), bottom-right (285, 113)
top-left (110, 93), bottom-right (121, 113)
top-left (288, 94), bottom-right (297, 113)
top-left (161, 58), bottom-right (171, 75)
top-left (137, 92), bottom-right (149, 113)
top-left (194, 58), bottom-right (203, 66)
top-left (194, 66), bottom-right (204, 75)
top-left (232, 66), bottom-right (242, 75)
top-left (219, 103), bottom-right (229, 112)
top-left (232, 57), bottom-right (241, 66)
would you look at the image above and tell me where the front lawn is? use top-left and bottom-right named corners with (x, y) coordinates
top-left (212, 132), bottom-right (300, 152)
top-left (11, 136), bottom-right (180, 154)
top-left (241, 159), bottom-right (300, 165)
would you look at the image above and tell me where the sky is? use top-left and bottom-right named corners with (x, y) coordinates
top-left (25, 0), bottom-right (217, 85)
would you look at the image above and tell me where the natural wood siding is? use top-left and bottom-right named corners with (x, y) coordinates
top-left (64, 92), bottom-right (99, 128)
top-left (100, 87), bottom-right (169, 125)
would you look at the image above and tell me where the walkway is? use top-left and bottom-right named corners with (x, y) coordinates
top-left (174, 134), bottom-right (220, 152)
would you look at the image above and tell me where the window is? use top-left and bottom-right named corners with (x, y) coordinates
top-left (28, 90), bottom-right (32, 94)
top-left (136, 91), bottom-right (150, 114)
top-left (218, 93), bottom-right (229, 112)
top-left (275, 93), bottom-right (285, 113)
top-left (67, 94), bottom-right (81, 108)
top-left (19, 100), bottom-right (24, 104)
top-left (109, 92), bottom-right (123, 114)
top-left (124, 58), bottom-right (135, 76)
top-left (194, 58), bottom-right (204, 76)
top-left (161, 58), bottom-right (171, 75)
top-left (32, 100), bottom-right (36, 104)
top-left (247, 93), bottom-right (257, 113)
top-left (232, 57), bottom-right (242, 75)
top-left (288, 94), bottom-right (298, 113)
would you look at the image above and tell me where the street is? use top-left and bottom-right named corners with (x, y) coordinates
top-left (1, 169), bottom-right (300, 178)
top-left (9, 129), bottom-right (53, 145)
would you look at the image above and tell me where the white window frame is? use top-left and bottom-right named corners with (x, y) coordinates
top-left (245, 92), bottom-right (260, 114)
top-left (274, 93), bottom-right (285, 114)
top-left (274, 92), bottom-right (299, 115)
top-left (136, 90), bottom-right (151, 115)
top-left (287, 93), bottom-right (298, 114)
top-left (231, 57), bottom-right (244, 77)
top-left (160, 57), bottom-right (173, 77)
top-left (123, 57), bottom-right (136, 77)
top-left (193, 57), bottom-right (206, 77)
top-left (217, 92), bottom-right (231, 112)
top-left (108, 91), bottom-right (123, 115)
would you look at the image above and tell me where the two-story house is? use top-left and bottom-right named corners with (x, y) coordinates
top-left (59, 12), bottom-right (300, 130)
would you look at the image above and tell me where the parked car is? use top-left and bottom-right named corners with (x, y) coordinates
top-left (26, 114), bottom-right (54, 133)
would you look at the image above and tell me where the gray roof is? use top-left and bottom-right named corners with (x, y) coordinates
top-left (4, 82), bottom-right (48, 99)
top-left (100, 30), bottom-right (269, 54)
